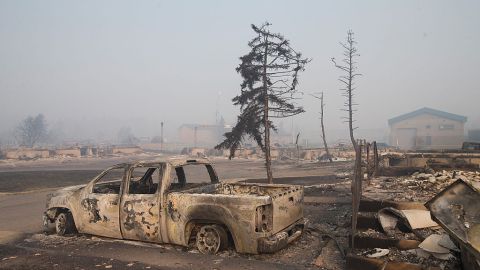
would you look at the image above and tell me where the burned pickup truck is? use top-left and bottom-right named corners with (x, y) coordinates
top-left (44, 158), bottom-right (305, 254)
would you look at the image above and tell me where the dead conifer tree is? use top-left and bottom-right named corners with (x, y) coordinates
top-left (311, 92), bottom-right (332, 162)
top-left (332, 30), bottom-right (361, 151)
top-left (216, 22), bottom-right (309, 183)
top-left (332, 30), bottom-right (362, 248)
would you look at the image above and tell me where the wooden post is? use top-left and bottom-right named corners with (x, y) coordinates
top-left (366, 142), bottom-right (371, 180)
top-left (373, 141), bottom-right (379, 177)
top-left (160, 121), bottom-right (164, 152)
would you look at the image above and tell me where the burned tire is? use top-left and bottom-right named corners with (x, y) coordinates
top-left (196, 224), bottom-right (228, 254)
top-left (55, 212), bottom-right (76, 236)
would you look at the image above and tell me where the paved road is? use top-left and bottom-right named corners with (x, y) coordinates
top-left (0, 190), bottom-right (52, 234)
top-left (0, 158), bottom-right (347, 237)
top-left (0, 158), bottom-right (351, 269)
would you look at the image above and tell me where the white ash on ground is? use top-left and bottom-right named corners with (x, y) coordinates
top-left (364, 170), bottom-right (480, 202)
top-left (352, 169), bottom-right (479, 270)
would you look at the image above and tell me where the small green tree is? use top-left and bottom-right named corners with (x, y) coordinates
top-left (216, 22), bottom-right (309, 183)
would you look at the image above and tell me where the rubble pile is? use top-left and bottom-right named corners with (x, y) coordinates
top-left (354, 220), bottom-right (461, 268)
top-left (351, 170), bottom-right (480, 269)
top-left (365, 170), bottom-right (480, 202)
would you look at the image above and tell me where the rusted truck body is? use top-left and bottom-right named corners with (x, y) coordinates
top-left (44, 158), bottom-right (305, 254)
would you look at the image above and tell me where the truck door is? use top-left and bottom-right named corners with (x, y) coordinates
top-left (120, 164), bottom-right (162, 242)
top-left (77, 166), bottom-right (125, 239)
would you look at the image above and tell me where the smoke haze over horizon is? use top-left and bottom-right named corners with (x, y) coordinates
top-left (1, 0), bottom-right (479, 146)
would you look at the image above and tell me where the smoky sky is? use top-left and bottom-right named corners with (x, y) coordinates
top-left (0, 0), bottom-right (479, 144)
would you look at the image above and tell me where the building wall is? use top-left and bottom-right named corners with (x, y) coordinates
top-left (112, 146), bottom-right (143, 154)
top-left (54, 148), bottom-right (81, 157)
top-left (468, 129), bottom-right (480, 142)
top-left (5, 149), bottom-right (50, 159)
top-left (80, 146), bottom-right (98, 157)
top-left (390, 114), bottom-right (465, 150)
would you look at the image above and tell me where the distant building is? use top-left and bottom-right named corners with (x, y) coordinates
top-left (178, 123), bottom-right (229, 148)
top-left (54, 147), bottom-right (81, 157)
top-left (4, 148), bottom-right (50, 159)
top-left (388, 107), bottom-right (467, 150)
top-left (80, 146), bottom-right (98, 157)
top-left (468, 129), bottom-right (480, 142)
top-left (112, 146), bottom-right (143, 155)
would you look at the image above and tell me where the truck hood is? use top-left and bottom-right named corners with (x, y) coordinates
top-left (52, 184), bottom-right (86, 195)
top-left (46, 184), bottom-right (86, 208)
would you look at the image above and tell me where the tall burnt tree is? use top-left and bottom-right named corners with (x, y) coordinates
top-left (332, 30), bottom-right (362, 248)
top-left (311, 92), bottom-right (332, 162)
top-left (332, 30), bottom-right (361, 151)
top-left (216, 22), bottom-right (309, 183)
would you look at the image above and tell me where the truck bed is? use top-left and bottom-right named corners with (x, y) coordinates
top-left (182, 182), bottom-right (300, 195)
top-left (182, 182), bottom-right (304, 233)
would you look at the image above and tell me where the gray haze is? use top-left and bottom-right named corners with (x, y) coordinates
top-left (0, 0), bottom-right (479, 145)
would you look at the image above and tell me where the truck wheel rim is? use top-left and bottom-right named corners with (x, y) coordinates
top-left (196, 225), bottom-right (221, 254)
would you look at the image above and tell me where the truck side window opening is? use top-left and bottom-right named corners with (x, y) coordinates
top-left (206, 165), bottom-right (219, 183)
top-left (169, 164), bottom-right (215, 191)
top-left (175, 167), bottom-right (186, 186)
top-left (92, 168), bottom-right (124, 194)
top-left (129, 167), bottom-right (160, 194)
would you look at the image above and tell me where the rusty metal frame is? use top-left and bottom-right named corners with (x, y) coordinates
top-left (425, 179), bottom-right (480, 261)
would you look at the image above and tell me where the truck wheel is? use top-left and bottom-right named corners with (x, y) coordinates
top-left (196, 224), bottom-right (228, 254)
top-left (55, 212), bottom-right (75, 236)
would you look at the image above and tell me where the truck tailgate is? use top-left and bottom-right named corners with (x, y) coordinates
top-left (271, 185), bottom-right (304, 233)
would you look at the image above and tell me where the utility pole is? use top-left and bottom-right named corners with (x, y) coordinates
top-left (295, 133), bottom-right (300, 162)
top-left (215, 91), bottom-right (221, 125)
top-left (194, 126), bottom-right (198, 148)
top-left (160, 121), bottom-right (164, 152)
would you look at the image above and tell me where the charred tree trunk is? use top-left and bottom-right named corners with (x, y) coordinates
top-left (332, 30), bottom-right (360, 152)
top-left (263, 35), bottom-right (273, 184)
top-left (319, 92), bottom-right (332, 162)
top-left (311, 92), bottom-right (332, 162)
top-left (348, 63), bottom-right (357, 152)
top-left (351, 139), bottom-right (363, 248)
top-left (332, 30), bottom-right (362, 249)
